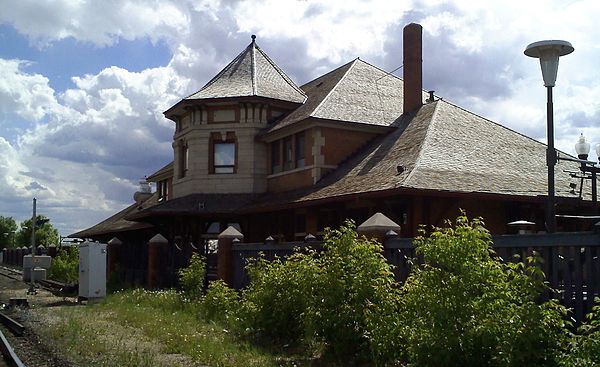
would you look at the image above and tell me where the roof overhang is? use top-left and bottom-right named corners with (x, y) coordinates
top-left (260, 117), bottom-right (395, 143)
top-left (163, 96), bottom-right (303, 121)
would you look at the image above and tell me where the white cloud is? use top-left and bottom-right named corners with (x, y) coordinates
top-left (0, 0), bottom-right (192, 47)
top-left (0, 59), bottom-right (61, 121)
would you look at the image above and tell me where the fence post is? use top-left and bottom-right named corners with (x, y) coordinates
top-left (147, 234), bottom-right (168, 289)
top-left (107, 237), bottom-right (122, 281)
top-left (217, 226), bottom-right (244, 286)
top-left (357, 212), bottom-right (402, 245)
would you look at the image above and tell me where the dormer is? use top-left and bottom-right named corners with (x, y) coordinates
top-left (146, 161), bottom-right (174, 202)
top-left (163, 36), bottom-right (306, 199)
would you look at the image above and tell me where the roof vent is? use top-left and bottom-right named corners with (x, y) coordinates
top-left (427, 90), bottom-right (435, 103)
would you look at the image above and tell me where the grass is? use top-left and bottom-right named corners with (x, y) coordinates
top-left (33, 289), bottom-right (306, 367)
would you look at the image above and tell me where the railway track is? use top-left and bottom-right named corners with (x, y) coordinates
top-left (0, 266), bottom-right (77, 367)
top-left (0, 267), bottom-right (27, 366)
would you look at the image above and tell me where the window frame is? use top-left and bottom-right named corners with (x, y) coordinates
top-left (213, 142), bottom-right (236, 174)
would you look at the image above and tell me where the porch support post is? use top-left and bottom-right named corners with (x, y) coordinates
top-left (107, 237), bottom-right (122, 281)
top-left (217, 226), bottom-right (244, 286)
top-left (147, 234), bottom-right (168, 289)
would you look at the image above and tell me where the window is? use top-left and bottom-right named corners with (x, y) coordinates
top-left (295, 132), bottom-right (305, 168)
top-left (214, 142), bottom-right (235, 173)
top-left (158, 180), bottom-right (169, 201)
top-left (270, 132), bottom-right (307, 174)
top-left (283, 137), bottom-right (293, 170)
top-left (271, 140), bottom-right (281, 174)
top-left (178, 141), bottom-right (188, 178)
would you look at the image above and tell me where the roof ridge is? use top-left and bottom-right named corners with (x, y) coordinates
top-left (299, 58), bottom-right (357, 88)
top-left (254, 44), bottom-right (306, 100)
top-left (404, 101), bottom-right (441, 185)
top-left (356, 58), bottom-right (405, 82)
top-left (251, 40), bottom-right (257, 95)
top-left (311, 58), bottom-right (359, 118)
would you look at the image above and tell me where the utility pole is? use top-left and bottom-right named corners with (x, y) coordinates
top-left (28, 198), bottom-right (37, 295)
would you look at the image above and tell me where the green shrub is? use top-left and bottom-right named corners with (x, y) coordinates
top-left (562, 298), bottom-right (600, 367)
top-left (396, 215), bottom-right (568, 366)
top-left (49, 246), bottom-right (79, 283)
top-left (243, 250), bottom-right (321, 344)
top-left (200, 280), bottom-right (241, 325)
top-left (242, 221), bottom-right (399, 362)
top-left (178, 253), bottom-right (206, 299)
top-left (306, 221), bottom-right (397, 362)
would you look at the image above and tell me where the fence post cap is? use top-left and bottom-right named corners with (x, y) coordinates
top-left (304, 233), bottom-right (317, 242)
top-left (108, 237), bottom-right (123, 246)
top-left (218, 226), bottom-right (244, 239)
top-left (385, 230), bottom-right (399, 237)
top-left (357, 212), bottom-right (401, 233)
top-left (148, 233), bottom-right (168, 245)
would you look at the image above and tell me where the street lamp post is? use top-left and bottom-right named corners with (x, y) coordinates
top-left (525, 40), bottom-right (574, 233)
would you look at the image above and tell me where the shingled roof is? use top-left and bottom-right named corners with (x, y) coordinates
top-left (264, 58), bottom-right (429, 134)
top-left (246, 99), bottom-right (583, 210)
top-left (127, 193), bottom-right (258, 220)
top-left (186, 36), bottom-right (306, 104)
top-left (69, 198), bottom-right (154, 238)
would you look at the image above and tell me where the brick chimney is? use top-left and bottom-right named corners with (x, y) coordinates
top-left (403, 23), bottom-right (423, 114)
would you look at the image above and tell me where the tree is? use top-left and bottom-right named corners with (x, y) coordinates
top-left (0, 216), bottom-right (17, 248)
top-left (15, 215), bottom-right (59, 248)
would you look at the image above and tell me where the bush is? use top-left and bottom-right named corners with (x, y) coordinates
top-left (307, 221), bottom-right (397, 361)
top-left (242, 221), bottom-right (398, 362)
top-left (49, 246), bottom-right (79, 283)
top-left (200, 280), bottom-right (241, 325)
top-left (396, 215), bottom-right (568, 366)
top-left (178, 253), bottom-right (206, 299)
top-left (243, 250), bottom-right (321, 344)
top-left (562, 298), bottom-right (600, 366)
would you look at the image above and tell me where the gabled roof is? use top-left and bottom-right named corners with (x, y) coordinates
top-left (146, 161), bottom-right (173, 182)
top-left (246, 99), bottom-right (583, 210)
top-left (264, 58), bottom-right (429, 134)
top-left (186, 37), bottom-right (306, 104)
top-left (69, 196), bottom-right (156, 238)
top-left (127, 193), bottom-right (257, 220)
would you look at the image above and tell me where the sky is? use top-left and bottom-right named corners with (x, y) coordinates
top-left (0, 0), bottom-right (599, 237)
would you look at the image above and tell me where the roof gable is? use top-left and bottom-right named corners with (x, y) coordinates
top-left (266, 58), bottom-right (429, 134)
top-left (186, 38), bottom-right (306, 104)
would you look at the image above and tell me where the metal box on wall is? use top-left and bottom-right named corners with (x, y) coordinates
top-left (79, 241), bottom-right (107, 299)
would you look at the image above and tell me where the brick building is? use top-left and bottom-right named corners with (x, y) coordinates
top-left (71, 24), bottom-right (593, 286)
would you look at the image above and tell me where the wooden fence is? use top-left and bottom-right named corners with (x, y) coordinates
top-left (232, 230), bottom-right (600, 324)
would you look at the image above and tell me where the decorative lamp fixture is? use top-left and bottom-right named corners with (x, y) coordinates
top-left (524, 39), bottom-right (574, 233)
top-left (575, 133), bottom-right (591, 160)
top-left (524, 40), bottom-right (574, 87)
top-left (566, 133), bottom-right (600, 203)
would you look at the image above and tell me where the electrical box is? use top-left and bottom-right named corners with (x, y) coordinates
top-left (79, 241), bottom-right (107, 300)
top-left (23, 255), bottom-right (52, 282)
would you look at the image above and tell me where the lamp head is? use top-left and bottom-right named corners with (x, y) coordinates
top-left (524, 40), bottom-right (574, 87)
top-left (575, 133), bottom-right (591, 160)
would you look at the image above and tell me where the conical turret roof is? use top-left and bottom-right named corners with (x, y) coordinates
top-left (186, 36), bottom-right (306, 104)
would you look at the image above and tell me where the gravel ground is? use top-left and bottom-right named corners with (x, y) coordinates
top-left (0, 267), bottom-right (77, 367)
